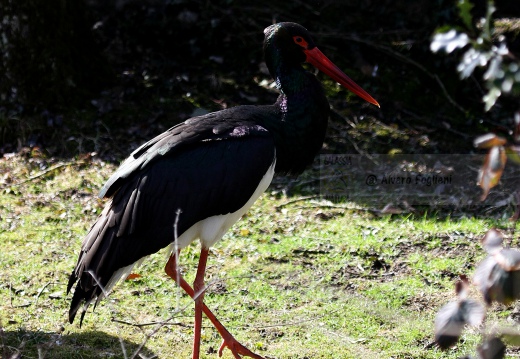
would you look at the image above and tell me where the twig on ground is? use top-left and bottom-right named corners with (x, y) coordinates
top-left (112, 318), bottom-right (190, 329)
top-left (9, 283), bottom-right (30, 308)
top-left (128, 315), bottom-right (184, 359)
top-left (274, 195), bottom-right (321, 210)
top-left (34, 282), bottom-right (57, 305)
top-left (1, 161), bottom-right (86, 190)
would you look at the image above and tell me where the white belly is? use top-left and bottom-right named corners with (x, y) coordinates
top-left (175, 159), bottom-right (276, 249)
top-left (101, 159), bottom-right (276, 297)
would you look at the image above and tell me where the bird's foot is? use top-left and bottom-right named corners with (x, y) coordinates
top-left (218, 335), bottom-right (265, 359)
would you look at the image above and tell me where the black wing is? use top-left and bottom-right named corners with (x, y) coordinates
top-left (67, 108), bottom-right (277, 324)
top-left (100, 106), bottom-right (278, 198)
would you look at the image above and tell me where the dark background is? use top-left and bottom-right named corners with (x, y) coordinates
top-left (1, 0), bottom-right (519, 158)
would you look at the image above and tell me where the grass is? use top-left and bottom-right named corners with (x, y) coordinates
top-left (0, 152), bottom-right (518, 358)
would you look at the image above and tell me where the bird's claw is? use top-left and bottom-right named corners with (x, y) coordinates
top-left (218, 338), bottom-right (265, 359)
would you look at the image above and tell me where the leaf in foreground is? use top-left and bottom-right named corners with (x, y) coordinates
top-left (477, 146), bottom-right (506, 201)
top-left (480, 228), bottom-right (503, 255)
top-left (477, 337), bottom-right (505, 359)
top-left (473, 134), bottom-right (507, 149)
top-left (434, 297), bottom-right (485, 349)
top-left (474, 249), bottom-right (520, 305)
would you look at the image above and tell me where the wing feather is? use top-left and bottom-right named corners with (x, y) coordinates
top-left (68, 118), bottom-right (276, 324)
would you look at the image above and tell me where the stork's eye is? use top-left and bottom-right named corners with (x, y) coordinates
top-left (293, 36), bottom-right (309, 48)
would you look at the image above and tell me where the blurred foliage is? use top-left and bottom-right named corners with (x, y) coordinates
top-left (434, 229), bottom-right (520, 359)
top-left (431, 1), bottom-right (520, 206)
top-left (431, 5), bottom-right (520, 357)
top-left (431, 0), bottom-right (520, 111)
top-left (1, 0), bottom-right (520, 156)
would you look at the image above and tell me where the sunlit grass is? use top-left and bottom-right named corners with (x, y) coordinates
top-left (0, 153), bottom-right (514, 358)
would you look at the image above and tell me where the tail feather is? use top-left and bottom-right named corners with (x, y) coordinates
top-left (68, 284), bottom-right (96, 325)
top-left (67, 198), bottom-right (147, 325)
top-left (67, 202), bottom-right (117, 325)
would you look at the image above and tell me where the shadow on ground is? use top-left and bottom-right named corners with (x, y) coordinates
top-left (1, 328), bottom-right (157, 359)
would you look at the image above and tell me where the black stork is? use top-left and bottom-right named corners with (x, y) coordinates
top-left (67, 22), bottom-right (379, 359)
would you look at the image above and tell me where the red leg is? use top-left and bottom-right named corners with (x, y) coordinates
top-left (165, 251), bottom-right (265, 359)
top-left (192, 247), bottom-right (209, 359)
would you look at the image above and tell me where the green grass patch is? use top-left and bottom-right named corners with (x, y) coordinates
top-left (0, 153), bottom-right (515, 358)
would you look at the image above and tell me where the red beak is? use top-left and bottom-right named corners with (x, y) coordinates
top-left (305, 47), bottom-right (380, 108)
